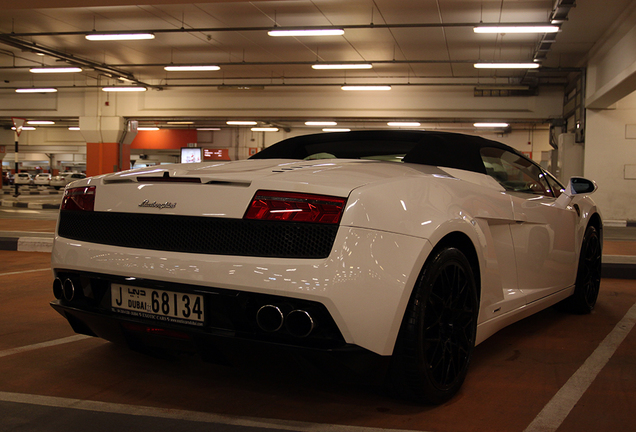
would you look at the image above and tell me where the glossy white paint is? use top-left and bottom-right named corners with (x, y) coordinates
top-left (53, 158), bottom-right (601, 355)
top-left (52, 227), bottom-right (430, 355)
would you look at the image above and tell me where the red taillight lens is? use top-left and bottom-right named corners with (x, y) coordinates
top-left (61, 186), bottom-right (96, 211)
top-left (244, 190), bottom-right (346, 224)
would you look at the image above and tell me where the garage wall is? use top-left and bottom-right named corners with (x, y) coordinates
top-left (0, 83), bottom-right (565, 121)
top-left (585, 91), bottom-right (636, 222)
top-left (585, 3), bottom-right (636, 109)
top-left (135, 85), bottom-right (564, 120)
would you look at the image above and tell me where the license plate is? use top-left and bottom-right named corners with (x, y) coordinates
top-left (111, 284), bottom-right (204, 326)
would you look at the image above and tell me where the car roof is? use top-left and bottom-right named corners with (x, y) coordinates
top-left (250, 130), bottom-right (521, 175)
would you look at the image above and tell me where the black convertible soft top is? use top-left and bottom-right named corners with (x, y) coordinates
top-left (249, 130), bottom-right (520, 175)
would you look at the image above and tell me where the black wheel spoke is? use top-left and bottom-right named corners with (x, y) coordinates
top-left (562, 225), bottom-right (602, 314)
top-left (582, 233), bottom-right (601, 304)
top-left (389, 246), bottom-right (478, 404)
top-left (424, 260), bottom-right (477, 388)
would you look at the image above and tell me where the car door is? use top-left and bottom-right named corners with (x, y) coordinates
top-left (481, 147), bottom-right (577, 303)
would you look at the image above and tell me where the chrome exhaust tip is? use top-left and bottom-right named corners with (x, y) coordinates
top-left (53, 278), bottom-right (63, 300)
top-left (62, 278), bottom-right (76, 302)
top-left (286, 309), bottom-right (315, 338)
top-left (256, 305), bottom-right (284, 332)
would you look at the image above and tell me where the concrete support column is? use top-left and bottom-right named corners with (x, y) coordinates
top-left (80, 116), bottom-right (137, 176)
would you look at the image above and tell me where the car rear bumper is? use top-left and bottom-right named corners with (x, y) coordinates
top-left (52, 227), bottom-right (431, 355)
top-left (50, 299), bottom-right (386, 372)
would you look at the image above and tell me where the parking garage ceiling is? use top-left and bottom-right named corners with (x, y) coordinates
top-left (0, 0), bottom-right (633, 130)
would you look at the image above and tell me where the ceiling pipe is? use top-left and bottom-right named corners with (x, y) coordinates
top-left (4, 22), bottom-right (560, 38)
top-left (0, 34), bottom-right (161, 89)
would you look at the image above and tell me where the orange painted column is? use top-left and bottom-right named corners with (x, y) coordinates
top-left (86, 142), bottom-right (131, 177)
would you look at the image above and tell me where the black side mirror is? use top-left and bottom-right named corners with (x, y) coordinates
top-left (569, 177), bottom-right (598, 195)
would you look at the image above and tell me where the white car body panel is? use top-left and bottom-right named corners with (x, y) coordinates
top-left (34, 174), bottom-right (51, 185)
top-left (52, 227), bottom-right (431, 355)
top-left (14, 173), bottom-right (32, 185)
top-left (52, 155), bottom-right (600, 355)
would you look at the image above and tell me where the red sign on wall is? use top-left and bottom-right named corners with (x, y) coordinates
top-left (203, 148), bottom-right (230, 161)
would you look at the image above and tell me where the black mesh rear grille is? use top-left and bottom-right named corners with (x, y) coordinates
top-left (58, 210), bottom-right (338, 258)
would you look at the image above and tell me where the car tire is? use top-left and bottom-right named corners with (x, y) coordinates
top-left (387, 246), bottom-right (478, 404)
top-left (559, 225), bottom-right (602, 314)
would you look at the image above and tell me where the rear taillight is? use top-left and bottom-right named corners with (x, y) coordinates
top-left (61, 186), bottom-right (96, 211)
top-left (244, 190), bottom-right (346, 224)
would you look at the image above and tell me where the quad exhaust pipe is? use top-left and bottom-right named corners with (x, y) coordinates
top-left (285, 309), bottom-right (315, 338)
top-left (256, 304), bottom-right (315, 338)
top-left (256, 304), bottom-right (285, 332)
top-left (53, 277), bottom-right (78, 302)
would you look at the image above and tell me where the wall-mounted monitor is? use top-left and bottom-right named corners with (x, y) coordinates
top-left (180, 147), bottom-right (202, 164)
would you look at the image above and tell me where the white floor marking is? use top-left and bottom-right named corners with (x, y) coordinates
top-left (0, 391), bottom-right (424, 432)
top-left (524, 301), bottom-right (636, 432)
top-left (0, 335), bottom-right (91, 358)
top-left (0, 268), bottom-right (50, 277)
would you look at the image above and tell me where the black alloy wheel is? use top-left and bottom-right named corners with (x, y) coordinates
top-left (560, 225), bottom-right (602, 314)
top-left (388, 246), bottom-right (479, 404)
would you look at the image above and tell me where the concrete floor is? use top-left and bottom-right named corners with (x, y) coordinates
top-left (0, 217), bottom-right (634, 432)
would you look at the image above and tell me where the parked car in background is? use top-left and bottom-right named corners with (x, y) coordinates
top-left (34, 173), bottom-right (52, 186)
top-left (50, 172), bottom-right (86, 190)
top-left (14, 173), bottom-right (33, 185)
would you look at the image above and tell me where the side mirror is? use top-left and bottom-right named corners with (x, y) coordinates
top-left (565, 177), bottom-right (598, 196)
top-left (554, 177), bottom-right (597, 209)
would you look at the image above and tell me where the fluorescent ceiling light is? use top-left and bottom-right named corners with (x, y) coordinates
top-left (323, 128), bottom-right (351, 132)
top-left (251, 127), bottom-right (279, 132)
top-left (164, 65), bottom-right (220, 71)
top-left (68, 127), bottom-right (80, 131)
top-left (227, 121), bottom-right (257, 125)
top-left (11, 126), bottom-right (36, 131)
top-left (101, 86), bottom-right (147, 92)
top-left (30, 67), bottom-right (82, 73)
top-left (28, 120), bottom-right (55, 125)
top-left (475, 85), bottom-right (530, 90)
top-left (474, 26), bottom-right (559, 34)
top-left (305, 121), bottom-right (337, 126)
top-left (388, 122), bottom-right (421, 127)
top-left (474, 63), bottom-right (540, 69)
top-left (138, 127), bottom-right (159, 131)
top-left (268, 29), bottom-right (344, 37)
top-left (86, 33), bottom-right (155, 41)
top-left (312, 64), bottom-right (373, 70)
top-left (197, 128), bottom-right (221, 131)
top-left (16, 88), bottom-right (57, 93)
top-left (341, 85), bottom-right (391, 91)
top-left (474, 122), bottom-right (510, 128)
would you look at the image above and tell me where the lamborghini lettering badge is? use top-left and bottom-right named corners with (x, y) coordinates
top-left (138, 200), bottom-right (177, 209)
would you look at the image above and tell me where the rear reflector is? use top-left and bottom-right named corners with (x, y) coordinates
top-left (121, 322), bottom-right (191, 340)
top-left (244, 190), bottom-right (346, 224)
top-left (61, 186), bottom-right (96, 211)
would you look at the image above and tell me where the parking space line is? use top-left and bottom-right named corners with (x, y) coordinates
top-left (0, 390), bottom-right (424, 432)
top-left (0, 335), bottom-right (91, 358)
top-left (0, 268), bottom-right (50, 277)
top-left (524, 301), bottom-right (636, 432)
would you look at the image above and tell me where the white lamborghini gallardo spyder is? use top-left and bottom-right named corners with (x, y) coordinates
top-left (51, 131), bottom-right (602, 403)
